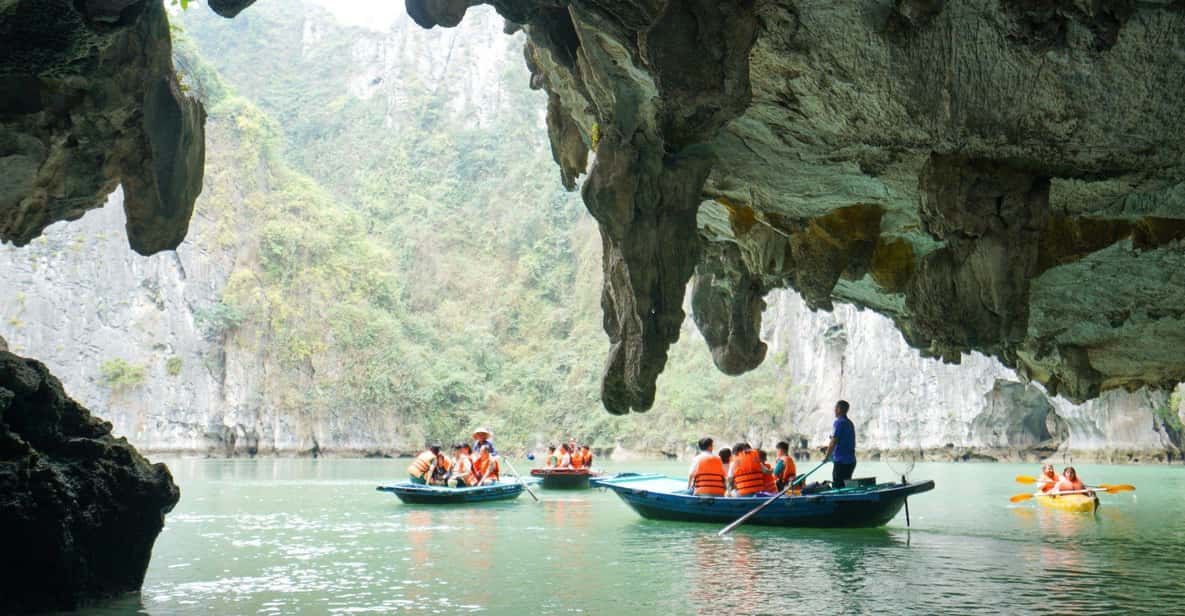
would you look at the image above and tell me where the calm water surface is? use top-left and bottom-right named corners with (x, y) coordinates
top-left (78, 459), bottom-right (1185, 615)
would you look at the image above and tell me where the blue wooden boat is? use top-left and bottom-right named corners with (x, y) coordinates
top-left (376, 478), bottom-right (540, 504)
top-left (592, 474), bottom-right (935, 528)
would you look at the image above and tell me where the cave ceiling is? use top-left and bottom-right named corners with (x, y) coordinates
top-left (2, 0), bottom-right (1184, 412)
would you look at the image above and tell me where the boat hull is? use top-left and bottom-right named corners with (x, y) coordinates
top-left (1036, 493), bottom-right (1099, 513)
top-left (376, 479), bottom-right (538, 504)
top-left (531, 469), bottom-right (593, 490)
top-left (593, 475), bottom-right (935, 528)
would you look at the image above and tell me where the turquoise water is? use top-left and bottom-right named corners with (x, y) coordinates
top-left (76, 459), bottom-right (1184, 615)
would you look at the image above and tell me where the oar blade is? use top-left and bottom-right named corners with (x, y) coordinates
top-left (1015, 475), bottom-right (1037, 484)
top-left (1103, 484), bottom-right (1135, 493)
top-left (1010, 493), bottom-right (1035, 503)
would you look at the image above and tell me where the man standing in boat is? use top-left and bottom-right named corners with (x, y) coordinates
top-left (823, 400), bottom-right (857, 486)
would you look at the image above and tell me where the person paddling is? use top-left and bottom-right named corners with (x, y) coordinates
top-left (408, 445), bottom-right (442, 485)
top-left (1036, 464), bottom-right (1058, 493)
top-left (1054, 466), bottom-right (1090, 496)
top-left (823, 400), bottom-right (857, 486)
top-left (472, 428), bottom-right (497, 457)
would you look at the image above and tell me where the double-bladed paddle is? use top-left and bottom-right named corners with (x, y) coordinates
top-left (1013, 475), bottom-right (1135, 494)
top-left (1009, 484), bottom-right (1134, 503)
top-left (718, 458), bottom-right (828, 536)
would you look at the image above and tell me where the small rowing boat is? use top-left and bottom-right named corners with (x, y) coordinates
top-left (593, 474), bottom-right (934, 528)
top-left (1035, 493), bottom-right (1099, 513)
top-left (529, 468), bottom-right (600, 490)
top-left (376, 478), bottom-right (540, 504)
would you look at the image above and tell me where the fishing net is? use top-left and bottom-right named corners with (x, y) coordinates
top-left (887, 451), bottom-right (918, 483)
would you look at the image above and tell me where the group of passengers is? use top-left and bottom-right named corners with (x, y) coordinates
top-left (542, 437), bottom-right (594, 470)
top-left (1036, 464), bottom-right (1090, 495)
top-left (407, 429), bottom-right (501, 488)
top-left (687, 438), bottom-right (798, 497)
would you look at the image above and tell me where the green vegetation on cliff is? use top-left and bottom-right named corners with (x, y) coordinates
top-left (176, 3), bottom-right (785, 453)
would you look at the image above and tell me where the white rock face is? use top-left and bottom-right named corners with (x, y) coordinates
top-left (761, 290), bottom-right (1183, 461)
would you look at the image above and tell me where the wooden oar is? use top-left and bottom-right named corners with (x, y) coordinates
top-left (497, 455), bottom-right (539, 502)
top-left (1009, 485), bottom-right (1131, 503)
top-left (718, 459), bottom-right (828, 537)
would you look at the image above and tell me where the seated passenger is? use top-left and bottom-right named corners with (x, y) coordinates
top-left (544, 445), bottom-right (558, 468)
top-left (407, 445), bottom-right (442, 485)
top-left (731, 444), bottom-right (765, 497)
top-left (571, 445), bottom-right (586, 470)
top-left (1036, 464), bottom-right (1057, 493)
top-left (429, 450), bottom-right (452, 486)
top-left (688, 438), bottom-right (725, 496)
top-left (774, 441), bottom-right (797, 490)
top-left (1054, 466), bottom-right (1088, 495)
top-left (759, 450), bottom-right (778, 494)
top-left (448, 444), bottom-right (476, 487)
top-left (473, 444), bottom-right (500, 485)
top-left (580, 445), bottom-right (594, 469)
top-left (718, 446), bottom-right (733, 495)
top-left (557, 444), bottom-right (574, 469)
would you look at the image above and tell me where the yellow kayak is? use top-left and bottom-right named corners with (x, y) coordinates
top-left (1036, 493), bottom-right (1099, 513)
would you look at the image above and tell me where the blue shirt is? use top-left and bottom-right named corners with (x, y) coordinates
top-left (831, 416), bottom-right (856, 464)
top-left (474, 439), bottom-right (497, 457)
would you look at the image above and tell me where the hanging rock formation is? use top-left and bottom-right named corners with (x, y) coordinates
top-left (0, 0), bottom-right (205, 255)
top-left (0, 350), bottom-right (180, 613)
top-left (401, 0), bottom-right (1185, 411)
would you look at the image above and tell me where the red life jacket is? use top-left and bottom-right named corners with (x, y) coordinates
top-left (732, 451), bottom-right (765, 496)
top-left (690, 454), bottom-right (726, 496)
top-left (762, 463), bottom-right (778, 493)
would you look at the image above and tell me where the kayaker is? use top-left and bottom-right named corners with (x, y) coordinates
top-left (731, 444), bottom-right (765, 497)
top-left (1036, 464), bottom-right (1058, 493)
top-left (472, 428), bottom-right (497, 457)
top-left (1054, 466), bottom-right (1089, 495)
top-left (473, 444), bottom-right (500, 485)
top-left (448, 444), bottom-right (477, 487)
top-left (758, 450), bottom-right (778, 494)
top-left (544, 445), bottom-right (558, 468)
top-left (688, 438), bottom-right (726, 496)
top-left (408, 445), bottom-right (442, 485)
top-left (823, 400), bottom-right (857, 486)
top-left (774, 441), bottom-right (797, 490)
top-left (580, 445), bottom-right (594, 468)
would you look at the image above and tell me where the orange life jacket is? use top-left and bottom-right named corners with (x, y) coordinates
top-left (582, 451), bottom-right (593, 468)
top-left (1055, 477), bottom-right (1085, 493)
top-left (732, 450), bottom-right (765, 496)
top-left (474, 455), bottom-right (499, 481)
top-left (408, 450), bottom-right (435, 479)
top-left (571, 451), bottom-right (585, 469)
top-left (1038, 471), bottom-right (1058, 493)
top-left (690, 454), bottom-right (726, 496)
top-left (776, 454), bottom-right (796, 487)
top-left (762, 463), bottom-right (777, 493)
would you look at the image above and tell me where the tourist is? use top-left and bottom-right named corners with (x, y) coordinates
top-left (687, 437), bottom-right (715, 491)
top-left (759, 450), bottom-right (778, 494)
top-left (1054, 466), bottom-right (1089, 495)
top-left (823, 400), bottom-right (857, 486)
top-left (473, 444), bottom-right (500, 485)
top-left (408, 445), bottom-right (442, 485)
top-left (571, 444), bottom-right (586, 469)
top-left (472, 427), bottom-right (497, 457)
top-left (428, 448), bottom-right (452, 486)
top-left (774, 441), bottom-right (797, 490)
top-left (719, 446), bottom-right (734, 495)
top-left (544, 445), bottom-right (558, 467)
top-left (557, 443), bottom-right (573, 469)
top-left (448, 444), bottom-right (476, 487)
top-left (731, 443), bottom-right (765, 497)
top-left (1036, 464), bottom-right (1058, 493)
top-left (688, 437), bottom-right (726, 496)
top-left (580, 445), bottom-right (594, 468)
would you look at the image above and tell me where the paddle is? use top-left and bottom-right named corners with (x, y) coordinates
top-left (717, 458), bottom-right (828, 537)
top-left (1015, 475), bottom-right (1135, 492)
top-left (1009, 485), bottom-right (1132, 503)
top-left (497, 455), bottom-right (539, 502)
